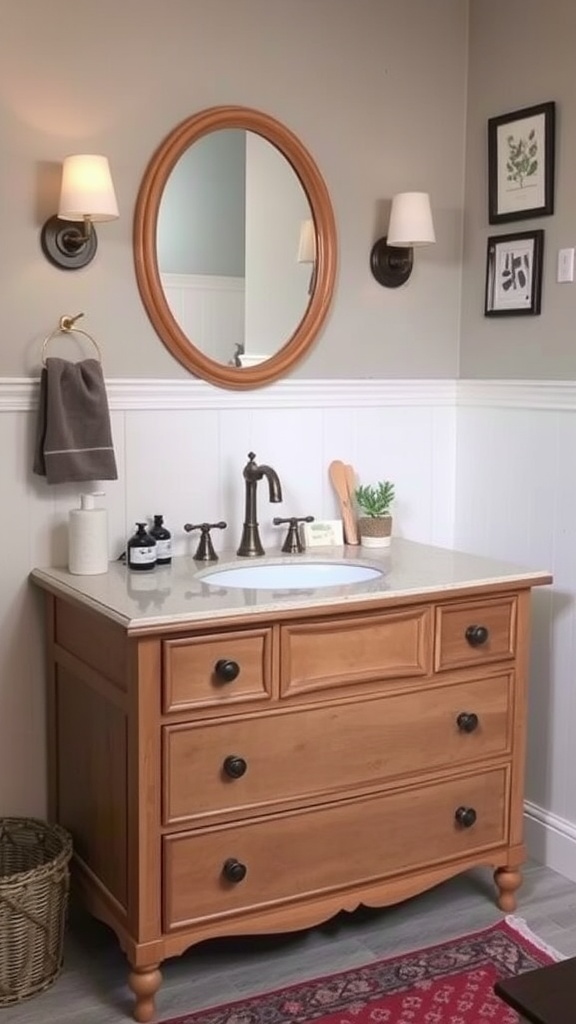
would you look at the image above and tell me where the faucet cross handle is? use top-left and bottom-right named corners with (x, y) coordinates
top-left (273, 516), bottom-right (315, 554)
top-left (184, 521), bottom-right (227, 562)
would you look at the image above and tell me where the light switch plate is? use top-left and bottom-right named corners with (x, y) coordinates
top-left (558, 247), bottom-right (575, 283)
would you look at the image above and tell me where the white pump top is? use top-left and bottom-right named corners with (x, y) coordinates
top-left (79, 492), bottom-right (104, 511)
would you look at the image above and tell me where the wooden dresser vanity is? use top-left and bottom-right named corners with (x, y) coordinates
top-left (31, 539), bottom-right (552, 1021)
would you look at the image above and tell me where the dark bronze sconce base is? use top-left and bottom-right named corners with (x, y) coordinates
top-left (370, 237), bottom-right (413, 288)
top-left (40, 215), bottom-right (97, 270)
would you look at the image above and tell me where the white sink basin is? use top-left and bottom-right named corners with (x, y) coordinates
top-left (201, 561), bottom-right (384, 589)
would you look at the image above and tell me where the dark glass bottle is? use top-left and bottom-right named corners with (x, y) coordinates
top-left (127, 522), bottom-right (157, 571)
top-left (149, 514), bottom-right (172, 565)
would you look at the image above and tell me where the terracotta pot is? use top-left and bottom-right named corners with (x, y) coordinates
top-left (358, 515), bottom-right (392, 548)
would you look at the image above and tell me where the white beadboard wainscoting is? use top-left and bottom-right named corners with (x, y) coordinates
top-left (160, 273), bottom-right (245, 366)
top-left (454, 380), bottom-right (576, 883)
top-left (1, 376), bottom-right (574, 885)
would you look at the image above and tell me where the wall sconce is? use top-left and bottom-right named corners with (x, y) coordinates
top-left (297, 218), bottom-right (317, 294)
top-left (41, 154), bottom-right (119, 270)
top-left (370, 191), bottom-right (435, 288)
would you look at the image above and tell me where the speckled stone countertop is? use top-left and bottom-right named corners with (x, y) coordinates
top-left (30, 539), bottom-right (552, 633)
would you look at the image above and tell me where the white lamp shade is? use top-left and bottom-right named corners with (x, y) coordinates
top-left (58, 154), bottom-right (119, 222)
top-left (387, 192), bottom-right (435, 248)
top-left (297, 218), bottom-right (316, 263)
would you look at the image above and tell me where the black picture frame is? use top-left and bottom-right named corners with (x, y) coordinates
top-left (488, 101), bottom-right (555, 224)
top-left (484, 229), bottom-right (544, 317)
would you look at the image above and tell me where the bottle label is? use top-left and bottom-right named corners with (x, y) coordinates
top-left (156, 538), bottom-right (172, 559)
top-left (129, 546), bottom-right (156, 565)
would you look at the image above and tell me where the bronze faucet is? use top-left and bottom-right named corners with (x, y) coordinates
top-left (237, 452), bottom-right (283, 556)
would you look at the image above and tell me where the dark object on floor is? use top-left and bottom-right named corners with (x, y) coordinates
top-left (495, 954), bottom-right (575, 1023)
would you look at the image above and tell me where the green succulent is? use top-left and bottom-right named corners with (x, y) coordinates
top-left (354, 481), bottom-right (395, 518)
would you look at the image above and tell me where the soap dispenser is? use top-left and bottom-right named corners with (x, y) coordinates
top-left (149, 515), bottom-right (172, 565)
top-left (68, 493), bottom-right (109, 575)
top-left (127, 523), bottom-right (157, 571)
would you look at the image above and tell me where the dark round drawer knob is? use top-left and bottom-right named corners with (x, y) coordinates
top-left (222, 858), bottom-right (247, 883)
top-left (214, 659), bottom-right (240, 682)
top-left (465, 624), bottom-right (489, 647)
top-left (223, 755), bottom-right (247, 779)
top-left (457, 712), bottom-right (479, 733)
top-left (455, 805), bottom-right (477, 828)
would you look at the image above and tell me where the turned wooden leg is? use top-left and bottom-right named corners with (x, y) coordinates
top-left (128, 964), bottom-right (162, 1023)
top-left (494, 865), bottom-right (522, 912)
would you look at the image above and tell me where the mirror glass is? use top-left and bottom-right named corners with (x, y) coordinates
top-left (157, 129), bottom-right (314, 368)
top-left (134, 107), bottom-right (337, 389)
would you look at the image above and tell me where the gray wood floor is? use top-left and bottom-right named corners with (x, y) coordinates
top-left (4, 860), bottom-right (576, 1023)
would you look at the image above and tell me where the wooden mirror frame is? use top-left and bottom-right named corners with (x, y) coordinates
top-left (134, 106), bottom-right (337, 390)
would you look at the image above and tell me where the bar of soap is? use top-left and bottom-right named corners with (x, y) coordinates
top-left (300, 520), bottom-right (344, 547)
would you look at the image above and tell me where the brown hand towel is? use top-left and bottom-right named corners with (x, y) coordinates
top-left (34, 357), bottom-right (118, 484)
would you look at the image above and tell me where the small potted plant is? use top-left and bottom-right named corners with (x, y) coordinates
top-left (354, 480), bottom-right (395, 548)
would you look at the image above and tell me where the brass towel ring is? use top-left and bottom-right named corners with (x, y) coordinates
top-left (41, 313), bottom-right (102, 366)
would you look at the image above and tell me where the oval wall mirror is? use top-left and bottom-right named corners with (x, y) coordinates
top-left (134, 106), bottom-right (337, 389)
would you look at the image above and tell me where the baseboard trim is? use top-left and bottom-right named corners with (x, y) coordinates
top-left (524, 799), bottom-right (576, 882)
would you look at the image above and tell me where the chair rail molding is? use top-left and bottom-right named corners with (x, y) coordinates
top-left (4, 377), bottom-right (576, 413)
top-left (0, 378), bottom-right (457, 412)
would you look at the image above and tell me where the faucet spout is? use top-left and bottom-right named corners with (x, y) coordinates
top-left (237, 452), bottom-right (283, 557)
top-left (260, 465), bottom-right (283, 504)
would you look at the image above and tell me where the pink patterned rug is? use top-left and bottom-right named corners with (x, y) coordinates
top-left (159, 916), bottom-right (560, 1024)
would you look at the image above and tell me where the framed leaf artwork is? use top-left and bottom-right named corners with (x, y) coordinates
top-left (488, 102), bottom-right (555, 224)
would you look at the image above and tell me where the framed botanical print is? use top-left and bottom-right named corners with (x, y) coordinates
top-left (488, 102), bottom-right (555, 224)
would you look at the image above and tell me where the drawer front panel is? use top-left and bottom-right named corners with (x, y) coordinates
top-left (163, 673), bottom-right (513, 825)
top-left (162, 629), bottom-right (273, 713)
top-left (163, 767), bottom-right (508, 929)
top-left (280, 606), bottom-right (432, 698)
top-left (435, 597), bottom-right (517, 672)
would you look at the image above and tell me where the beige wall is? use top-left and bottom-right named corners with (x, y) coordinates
top-left (462, 0), bottom-right (576, 378)
top-left (0, 0), bottom-right (467, 381)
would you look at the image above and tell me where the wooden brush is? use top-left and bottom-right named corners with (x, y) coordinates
top-left (328, 460), bottom-right (359, 545)
top-left (344, 463), bottom-right (359, 541)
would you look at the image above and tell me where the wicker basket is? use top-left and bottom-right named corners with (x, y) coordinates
top-left (0, 817), bottom-right (72, 1005)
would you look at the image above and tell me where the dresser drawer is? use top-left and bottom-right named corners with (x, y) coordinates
top-left (280, 606), bottom-right (432, 698)
top-left (435, 596), bottom-right (517, 672)
top-left (162, 628), bottom-right (273, 713)
top-left (163, 672), bottom-right (513, 825)
top-left (163, 766), bottom-right (509, 929)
